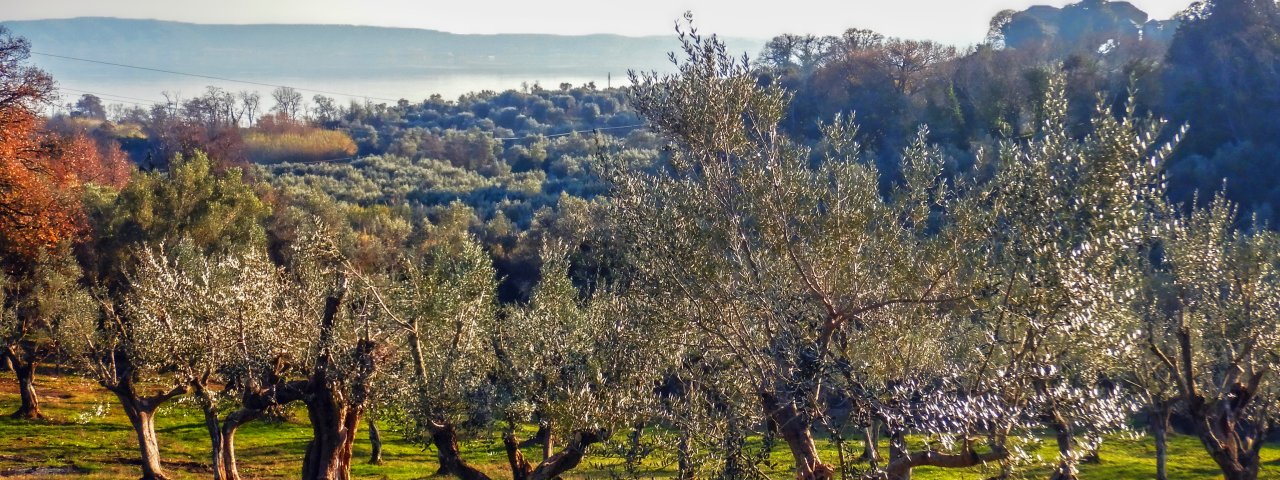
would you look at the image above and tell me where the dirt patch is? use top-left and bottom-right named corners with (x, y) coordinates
top-left (0, 466), bottom-right (90, 477)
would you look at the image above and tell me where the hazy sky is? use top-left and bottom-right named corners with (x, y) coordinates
top-left (0, 0), bottom-right (1195, 44)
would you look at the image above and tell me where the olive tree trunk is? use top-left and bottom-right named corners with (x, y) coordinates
top-left (217, 406), bottom-right (263, 480)
top-left (108, 382), bottom-right (187, 480)
top-left (10, 356), bottom-right (40, 419)
top-left (1190, 392), bottom-right (1265, 480)
top-left (367, 417), bottom-right (383, 465)
top-left (300, 388), bottom-right (362, 480)
top-left (761, 391), bottom-right (834, 480)
top-left (1176, 330), bottom-right (1266, 480)
top-left (1150, 401), bottom-right (1172, 480)
top-left (504, 428), bottom-right (610, 480)
top-left (1047, 407), bottom-right (1077, 480)
top-left (888, 430), bottom-right (911, 480)
top-left (861, 420), bottom-right (881, 466)
top-left (4, 344), bottom-right (42, 419)
top-left (299, 291), bottom-right (377, 480)
top-left (194, 385), bottom-right (228, 480)
top-left (430, 422), bottom-right (492, 480)
top-left (880, 429), bottom-right (1008, 480)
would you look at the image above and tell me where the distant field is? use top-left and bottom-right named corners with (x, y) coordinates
top-left (2, 372), bottom-right (1278, 479)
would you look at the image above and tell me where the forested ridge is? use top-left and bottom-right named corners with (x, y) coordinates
top-left (3, 1), bottom-right (1280, 479)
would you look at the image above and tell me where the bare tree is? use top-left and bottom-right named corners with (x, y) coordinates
top-left (272, 86), bottom-right (304, 121)
top-left (238, 91), bottom-right (261, 126)
top-left (760, 33), bottom-right (837, 74)
top-left (878, 39), bottom-right (957, 95)
top-left (312, 94), bottom-right (339, 125)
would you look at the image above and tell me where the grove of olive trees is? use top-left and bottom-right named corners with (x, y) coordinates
top-left (3, 8), bottom-right (1280, 480)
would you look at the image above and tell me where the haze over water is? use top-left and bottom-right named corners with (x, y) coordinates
top-left (48, 69), bottom-right (616, 109)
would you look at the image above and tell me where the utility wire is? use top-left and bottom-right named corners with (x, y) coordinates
top-left (32, 51), bottom-right (405, 103)
top-left (56, 87), bottom-right (163, 106)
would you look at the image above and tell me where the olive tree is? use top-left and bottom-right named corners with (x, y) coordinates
top-left (495, 247), bottom-right (663, 480)
top-left (1125, 195), bottom-right (1280, 480)
top-left (126, 241), bottom-right (288, 480)
top-left (621, 20), bottom-right (974, 479)
top-left (361, 213), bottom-right (497, 479)
top-left (0, 251), bottom-right (82, 419)
top-left (60, 152), bottom-right (269, 480)
top-left (259, 220), bottom-right (383, 480)
top-left (56, 282), bottom-right (193, 480)
top-left (953, 81), bottom-right (1171, 479)
top-left (1111, 219), bottom-right (1184, 480)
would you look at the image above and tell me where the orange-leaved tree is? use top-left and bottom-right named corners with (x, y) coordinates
top-left (0, 25), bottom-right (131, 419)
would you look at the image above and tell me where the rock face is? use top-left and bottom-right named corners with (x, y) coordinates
top-left (997, 0), bottom-right (1179, 51)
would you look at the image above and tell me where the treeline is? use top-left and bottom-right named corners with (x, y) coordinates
top-left (753, 0), bottom-right (1280, 225)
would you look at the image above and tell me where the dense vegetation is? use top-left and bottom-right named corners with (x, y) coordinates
top-left (3, 1), bottom-right (1280, 480)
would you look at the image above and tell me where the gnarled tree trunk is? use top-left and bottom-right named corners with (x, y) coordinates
top-left (861, 420), bottom-right (881, 466)
top-left (301, 388), bottom-right (361, 480)
top-left (541, 419), bottom-right (554, 461)
top-left (1189, 388), bottom-right (1265, 480)
top-left (109, 382), bottom-right (187, 480)
top-left (11, 356), bottom-right (40, 419)
top-left (216, 371), bottom-right (311, 480)
top-left (1176, 324), bottom-right (1266, 480)
top-left (1047, 407), bottom-right (1077, 480)
top-left (299, 291), bottom-right (378, 480)
top-left (195, 386), bottom-right (228, 480)
top-left (5, 344), bottom-right (42, 419)
top-left (518, 420), bottom-right (551, 449)
top-left (888, 430), bottom-right (911, 480)
top-left (218, 406), bottom-right (264, 480)
top-left (761, 391), bottom-right (834, 480)
top-left (430, 422), bottom-right (491, 480)
top-left (504, 428), bottom-right (609, 480)
top-left (880, 433), bottom-right (1008, 480)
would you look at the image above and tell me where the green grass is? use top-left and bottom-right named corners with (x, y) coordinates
top-left (2, 372), bottom-right (1278, 479)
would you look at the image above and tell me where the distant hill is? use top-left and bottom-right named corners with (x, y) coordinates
top-left (996, 0), bottom-right (1179, 51)
top-left (0, 17), bottom-right (761, 94)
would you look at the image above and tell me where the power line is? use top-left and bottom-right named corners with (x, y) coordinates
top-left (32, 51), bottom-right (405, 103)
top-left (56, 87), bottom-right (163, 106)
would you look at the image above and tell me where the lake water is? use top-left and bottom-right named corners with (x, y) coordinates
top-left (45, 68), bottom-right (629, 113)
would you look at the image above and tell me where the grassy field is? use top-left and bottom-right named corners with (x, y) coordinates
top-left (2, 372), bottom-right (1279, 479)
